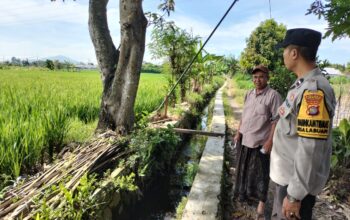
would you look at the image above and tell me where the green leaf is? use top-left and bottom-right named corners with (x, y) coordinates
top-left (331, 155), bottom-right (339, 168)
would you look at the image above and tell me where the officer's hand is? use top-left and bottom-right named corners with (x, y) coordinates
top-left (262, 140), bottom-right (272, 154)
top-left (233, 132), bottom-right (241, 143)
top-left (282, 197), bottom-right (301, 220)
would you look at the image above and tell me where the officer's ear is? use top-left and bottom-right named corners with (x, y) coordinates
top-left (288, 45), bottom-right (300, 60)
top-left (291, 48), bottom-right (299, 59)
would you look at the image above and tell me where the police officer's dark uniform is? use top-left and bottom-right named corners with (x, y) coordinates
top-left (270, 28), bottom-right (337, 219)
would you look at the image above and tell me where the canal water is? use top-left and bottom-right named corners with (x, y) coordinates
top-left (122, 106), bottom-right (211, 220)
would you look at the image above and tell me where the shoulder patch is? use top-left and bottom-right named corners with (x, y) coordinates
top-left (297, 90), bottom-right (330, 139)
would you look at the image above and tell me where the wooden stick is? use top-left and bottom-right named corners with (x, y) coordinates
top-left (170, 128), bottom-right (225, 137)
top-left (151, 118), bottom-right (172, 124)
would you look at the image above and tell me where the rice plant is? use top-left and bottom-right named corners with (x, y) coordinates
top-left (0, 69), bottom-right (167, 179)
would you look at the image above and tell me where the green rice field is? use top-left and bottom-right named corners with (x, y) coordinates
top-left (0, 68), bottom-right (167, 178)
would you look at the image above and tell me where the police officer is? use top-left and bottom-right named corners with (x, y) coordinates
top-left (270, 28), bottom-right (336, 220)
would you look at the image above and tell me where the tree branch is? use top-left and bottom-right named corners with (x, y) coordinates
top-left (88, 0), bottom-right (119, 84)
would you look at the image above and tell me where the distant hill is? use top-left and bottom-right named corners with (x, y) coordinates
top-left (43, 55), bottom-right (79, 64)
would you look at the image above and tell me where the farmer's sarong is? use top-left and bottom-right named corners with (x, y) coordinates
top-left (234, 144), bottom-right (270, 202)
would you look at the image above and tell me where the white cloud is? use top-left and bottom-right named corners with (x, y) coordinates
top-left (150, 10), bottom-right (350, 64)
top-left (0, 0), bottom-right (348, 65)
top-left (0, 0), bottom-right (124, 64)
top-left (154, 12), bottom-right (270, 58)
top-left (0, 0), bottom-right (88, 26)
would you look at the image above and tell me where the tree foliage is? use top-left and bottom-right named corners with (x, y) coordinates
top-left (330, 63), bottom-right (346, 72)
top-left (239, 19), bottom-right (286, 73)
top-left (332, 119), bottom-right (350, 169)
top-left (149, 22), bottom-right (199, 101)
top-left (347, 62), bottom-right (350, 73)
top-left (45, 59), bottom-right (55, 70)
top-left (190, 42), bottom-right (225, 92)
top-left (240, 19), bottom-right (296, 98)
top-left (223, 56), bottom-right (239, 77)
top-left (269, 66), bottom-right (296, 98)
top-left (307, 0), bottom-right (350, 41)
top-left (141, 62), bottom-right (162, 73)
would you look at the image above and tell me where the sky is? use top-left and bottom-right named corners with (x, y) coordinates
top-left (0, 0), bottom-right (349, 65)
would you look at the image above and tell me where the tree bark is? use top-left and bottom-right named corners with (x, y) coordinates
top-left (89, 0), bottom-right (119, 132)
top-left (89, 0), bottom-right (147, 134)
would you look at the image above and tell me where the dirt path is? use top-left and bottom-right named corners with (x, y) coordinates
top-left (221, 82), bottom-right (349, 220)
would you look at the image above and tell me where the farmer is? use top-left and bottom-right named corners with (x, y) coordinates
top-left (234, 64), bottom-right (282, 219)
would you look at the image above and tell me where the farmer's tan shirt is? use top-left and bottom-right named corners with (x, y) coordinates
top-left (239, 86), bottom-right (282, 148)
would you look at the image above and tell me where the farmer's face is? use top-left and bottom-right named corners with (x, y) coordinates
top-left (252, 71), bottom-right (268, 90)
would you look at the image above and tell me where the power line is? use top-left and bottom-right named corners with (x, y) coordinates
top-left (155, 0), bottom-right (240, 112)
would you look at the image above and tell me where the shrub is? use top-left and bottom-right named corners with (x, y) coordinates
top-left (330, 76), bottom-right (350, 85)
top-left (127, 127), bottom-right (181, 178)
top-left (233, 72), bottom-right (253, 90)
top-left (269, 66), bottom-right (296, 99)
top-left (34, 174), bottom-right (100, 220)
top-left (332, 119), bottom-right (350, 169)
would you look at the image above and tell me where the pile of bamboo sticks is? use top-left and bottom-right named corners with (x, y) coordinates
top-left (0, 131), bottom-right (128, 220)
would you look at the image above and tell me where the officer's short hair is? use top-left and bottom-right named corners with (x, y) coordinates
top-left (288, 45), bottom-right (317, 62)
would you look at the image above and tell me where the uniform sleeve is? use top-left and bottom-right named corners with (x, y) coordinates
top-left (287, 88), bottom-right (333, 200)
top-left (287, 137), bottom-right (328, 200)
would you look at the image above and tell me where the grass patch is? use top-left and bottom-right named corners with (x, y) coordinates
top-left (0, 68), bottom-right (167, 179)
top-left (231, 73), bottom-right (252, 105)
top-left (64, 118), bottom-right (97, 143)
top-left (330, 76), bottom-right (350, 98)
top-left (175, 197), bottom-right (188, 220)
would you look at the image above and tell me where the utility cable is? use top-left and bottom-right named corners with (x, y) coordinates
top-left (155, 0), bottom-right (240, 112)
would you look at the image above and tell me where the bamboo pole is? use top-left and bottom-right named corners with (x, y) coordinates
top-left (170, 128), bottom-right (225, 137)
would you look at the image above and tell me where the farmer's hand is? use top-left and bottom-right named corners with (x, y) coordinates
top-left (233, 132), bottom-right (241, 143)
top-left (262, 139), bottom-right (273, 154)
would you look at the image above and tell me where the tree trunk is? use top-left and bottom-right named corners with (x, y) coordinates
top-left (89, 0), bottom-right (119, 131)
top-left (89, 0), bottom-right (147, 134)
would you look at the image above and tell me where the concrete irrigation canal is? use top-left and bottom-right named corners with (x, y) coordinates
top-left (116, 85), bottom-right (226, 219)
top-left (2, 82), bottom-right (349, 220)
top-left (181, 86), bottom-right (225, 219)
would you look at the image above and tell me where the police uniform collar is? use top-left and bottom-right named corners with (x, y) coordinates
top-left (302, 67), bottom-right (322, 81)
top-left (290, 68), bottom-right (321, 89)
